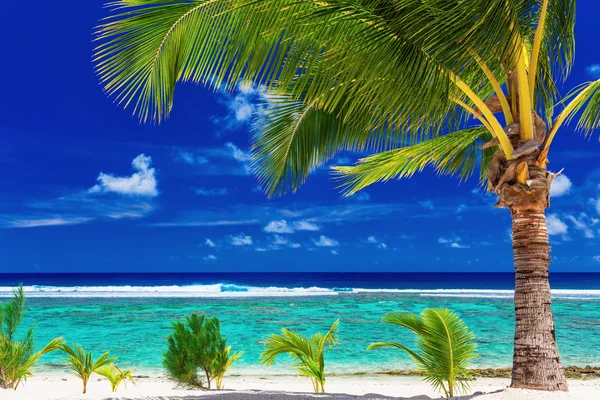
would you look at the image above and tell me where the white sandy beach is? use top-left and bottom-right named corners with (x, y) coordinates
top-left (2, 372), bottom-right (598, 400)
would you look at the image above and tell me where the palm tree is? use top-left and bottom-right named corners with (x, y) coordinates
top-left (212, 346), bottom-right (244, 390)
top-left (96, 364), bottom-right (136, 392)
top-left (261, 320), bottom-right (339, 393)
top-left (369, 309), bottom-right (477, 398)
top-left (60, 343), bottom-right (117, 394)
top-left (94, 0), bottom-right (599, 391)
top-left (0, 286), bottom-right (64, 390)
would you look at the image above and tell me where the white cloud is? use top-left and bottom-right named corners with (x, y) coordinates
top-left (586, 64), bottom-right (600, 78)
top-left (546, 214), bottom-right (568, 236)
top-left (152, 219), bottom-right (258, 227)
top-left (565, 214), bottom-right (595, 238)
top-left (272, 235), bottom-right (289, 245)
top-left (90, 154), bottom-right (158, 197)
top-left (420, 200), bottom-right (434, 210)
top-left (205, 238), bottom-right (216, 248)
top-left (203, 255), bottom-right (217, 261)
top-left (438, 235), bottom-right (469, 249)
top-left (593, 256), bottom-right (600, 263)
top-left (595, 198), bottom-right (600, 215)
top-left (226, 84), bottom-right (265, 123)
top-left (264, 220), bottom-right (294, 233)
top-left (194, 188), bottom-right (228, 196)
top-left (331, 250), bottom-right (338, 255)
top-left (7, 217), bottom-right (94, 228)
top-left (550, 175), bottom-right (572, 197)
top-left (312, 235), bottom-right (339, 247)
top-left (230, 233), bottom-right (253, 246)
top-left (225, 142), bottom-right (251, 162)
top-left (174, 148), bottom-right (208, 165)
top-left (290, 243), bottom-right (301, 248)
top-left (367, 235), bottom-right (387, 249)
top-left (293, 220), bottom-right (320, 231)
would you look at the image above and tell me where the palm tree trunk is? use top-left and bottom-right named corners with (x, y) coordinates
top-left (509, 207), bottom-right (567, 391)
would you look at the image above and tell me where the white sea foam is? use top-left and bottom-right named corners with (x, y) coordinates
top-left (0, 285), bottom-right (598, 299)
top-left (0, 284), bottom-right (338, 298)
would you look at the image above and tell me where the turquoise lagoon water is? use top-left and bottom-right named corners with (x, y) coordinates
top-left (16, 291), bottom-right (600, 375)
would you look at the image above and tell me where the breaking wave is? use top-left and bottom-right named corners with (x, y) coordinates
top-left (0, 285), bottom-right (599, 299)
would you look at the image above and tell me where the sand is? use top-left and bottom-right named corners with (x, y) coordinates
top-left (1, 372), bottom-right (597, 400)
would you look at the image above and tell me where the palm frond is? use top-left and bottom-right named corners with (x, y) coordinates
top-left (261, 320), bottom-right (338, 392)
top-left (332, 127), bottom-right (491, 196)
top-left (565, 80), bottom-right (600, 136)
top-left (369, 308), bottom-right (477, 398)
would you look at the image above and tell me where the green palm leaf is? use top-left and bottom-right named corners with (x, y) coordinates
top-left (261, 320), bottom-right (339, 393)
top-left (369, 308), bottom-right (477, 398)
top-left (332, 127), bottom-right (492, 196)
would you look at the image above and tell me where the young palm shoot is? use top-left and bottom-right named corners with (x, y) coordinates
top-left (261, 320), bottom-right (339, 393)
top-left (96, 364), bottom-right (136, 392)
top-left (0, 285), bottom-right (64, 390)
top-left (60, 343), bottom-right (116, 394)
top-left (211, 346), bottom-right (243, 390)
top-left (368, 308), bottom-right (477, 398)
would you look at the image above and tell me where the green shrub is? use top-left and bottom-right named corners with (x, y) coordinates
top-left (163, 313), bottom-right (242, 389)
top-left (0, 285), bottom-right (63, 390)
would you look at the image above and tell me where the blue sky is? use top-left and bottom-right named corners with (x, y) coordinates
top-left (0, 1), bottom-right (599, 273)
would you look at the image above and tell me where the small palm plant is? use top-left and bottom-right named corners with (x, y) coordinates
top-left (211, 346), bottom-right (244, 390)
top-left (0, 285), bottom-right (64, 390)
top-left (261, 320), bottom-right (339, 393)
top-left (96, 364), bottom-right (136, 392)
top-left (60, 343), bottom-right (116, 394)
top-left (368, 308), bottom-right (477, 398)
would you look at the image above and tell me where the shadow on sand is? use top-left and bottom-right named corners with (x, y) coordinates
top-left (102, 388), bottom-right (504, 400)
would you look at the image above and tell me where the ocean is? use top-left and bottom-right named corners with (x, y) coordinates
top-left (1, 273), bottom-right (599, 375)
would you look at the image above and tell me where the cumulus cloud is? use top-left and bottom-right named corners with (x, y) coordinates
top-left (546, 214), bottom-right (568, 236)
top-left (551, 175), bottom-right (572, 197)
top-left (331, 250), bottom-right (338, 255)
top-left (264, 220), bottom-right (294, 233)
top-left (230, 233), bottom-right (253, 246)
top-left (90, 154), bottom-right (158, 196)
top-left (312, 235), bottom-right (339, 247)
top-left (272, 235), bottom-right (289, 245)
top-left (203, 255), bottom-right (217, 261)
top-left (211, 84), bottom-right (266, 132)
top-left (290, 243), bottom-right (301, 248)
top-left (293, 220), bottom-right (320, 231)
top-left (205, 238), bottom-right (216, 247)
